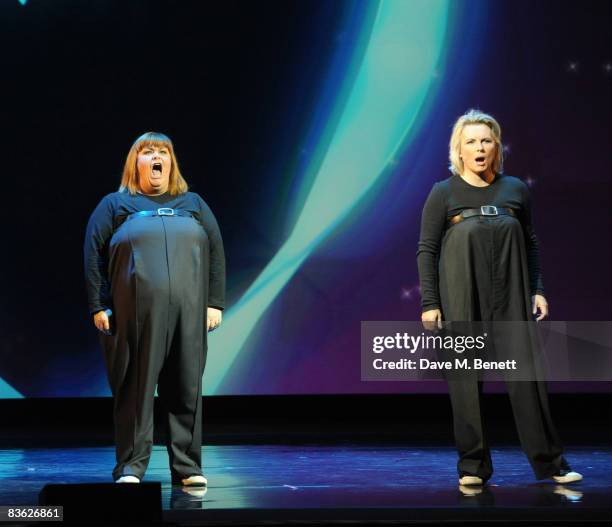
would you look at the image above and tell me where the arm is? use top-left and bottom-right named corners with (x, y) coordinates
top-left (520, 182), bottom-right (545, 297)
top-left (197, 196), bottom-right (226, 311)
top-left (520, 182), bottom-right (548, 320)
top-left (416, 183), bottom-right (446, 314)
top-left (83, 196), bottom-right (114, 315)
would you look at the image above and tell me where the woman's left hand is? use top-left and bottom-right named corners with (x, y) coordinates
top-left (207, 307), bottom-right (223, 331)
top-left (531, 294), bottom-right (548, 321)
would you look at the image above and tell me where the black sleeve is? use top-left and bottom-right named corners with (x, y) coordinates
top-left (520, 182), bottom-right (545, 296)
top-left (84, 195), bottom-right (114, 314)
top-left (416, 183), bottom-right (446, 312)
top-left (197, 196), bottom-right (226, 310)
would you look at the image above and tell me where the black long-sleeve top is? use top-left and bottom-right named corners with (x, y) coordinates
top-left (84, 190), bottom-right (226, 315)
top-left (416, 174), bottom-right (544, 312)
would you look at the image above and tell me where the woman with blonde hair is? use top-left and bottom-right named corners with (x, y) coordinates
top-left (417, 110), bottom-right (581, 485)
top-left (84, 132), bottom-right (225, 485)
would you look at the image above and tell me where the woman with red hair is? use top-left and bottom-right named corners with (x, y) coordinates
top-left (84, 132), bottom-right (225, 486)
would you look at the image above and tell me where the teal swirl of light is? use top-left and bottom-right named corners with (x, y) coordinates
top-left (0, 377), bottom-right (23, 398)
top-left (205, 0), bottom-right (450, 394)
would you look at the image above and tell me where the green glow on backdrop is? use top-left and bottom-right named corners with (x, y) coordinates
top-left (205, 0), bottom-right (450, 394)
top-left (0, 377), bottom-right (23, 399)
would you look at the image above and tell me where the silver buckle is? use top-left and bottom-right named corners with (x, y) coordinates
top-left (157, 208), bottom-right (175, 216)
top-left (481, 205), bottom-right (498, 216)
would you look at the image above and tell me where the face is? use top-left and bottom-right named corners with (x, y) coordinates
top-left (136, 144), bottom-right (172, 194)
top-left (459, 123), bottom-right (497, 176)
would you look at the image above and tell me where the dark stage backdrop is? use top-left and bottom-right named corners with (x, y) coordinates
top-left (0, 0), bottom-right (610, 397)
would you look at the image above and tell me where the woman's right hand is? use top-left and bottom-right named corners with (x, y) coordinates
top-left (421, 308), bottom-right (442, 330)
top-left (93, 310), bottom-right (110, 333)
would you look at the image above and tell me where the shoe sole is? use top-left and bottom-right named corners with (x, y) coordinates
top-left (181, 478), bottom-right (207, 487)
top-left (171, 475), bottom-right (208, 487)
top-left (552, 475), bottom-right (583, 484)
top-left (458, 476), bottom-right (484, 486)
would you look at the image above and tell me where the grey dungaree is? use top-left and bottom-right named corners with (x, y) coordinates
top-left (417, 174), bottom-right (569, 481)
top-left (84, 191), bottom-right (225, 481)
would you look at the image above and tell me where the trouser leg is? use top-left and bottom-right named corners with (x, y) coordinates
top-left (103, 311), bottom-right (167, 481)
top-left (505, 380), bottom-right (569, 479)
top-left (447, 379), bottom-right (493, 481)
top-left (157, 310), bottom-right (206, 480)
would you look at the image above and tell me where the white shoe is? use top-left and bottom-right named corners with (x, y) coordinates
top-left (115, 475), bottom-right (140, 483)
top-left (552, 471), bottom-right (583, 484)
top-left (181, 475), bottom-right (208, 487)
top-left (458, 475), bottom-right (483, 486)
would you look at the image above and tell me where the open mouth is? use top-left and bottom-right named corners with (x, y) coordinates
top-left (152, 162), bottom-right (163, 176)
top-left (475, 156), bottom-right (486, 164)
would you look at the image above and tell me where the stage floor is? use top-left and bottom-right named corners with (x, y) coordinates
top-left (0, 444), bottom-right (610, 523)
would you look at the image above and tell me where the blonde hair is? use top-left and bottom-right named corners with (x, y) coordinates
top-left (119, 132), bottom-right (188, 195)
top-left (448, 109), bottom-right (504, 176)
